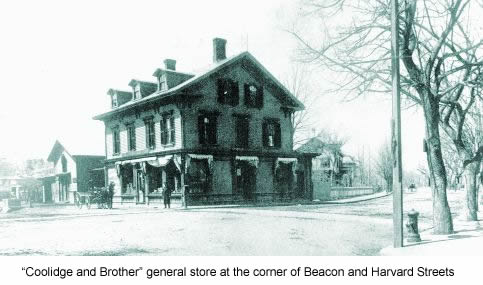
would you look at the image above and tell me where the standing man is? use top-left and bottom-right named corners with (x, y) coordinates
top-left (163, 183), bottom-right (172, 209)
top-left (108, 182), bottom-right (115, 209)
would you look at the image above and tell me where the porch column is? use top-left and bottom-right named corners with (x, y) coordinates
top-left (42, 185), bottom-right (46, 203)
top-left (133, 165), bottom-right (137, 203)
top-left (180, 155), bottom-right (187, 209)
top-left (162, 169), bottom-right (167, 186)
top-left (145, 170), bottom-right (150, 205)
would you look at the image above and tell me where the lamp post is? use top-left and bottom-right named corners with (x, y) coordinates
top-left (391, 0), bottom-right (404, 248)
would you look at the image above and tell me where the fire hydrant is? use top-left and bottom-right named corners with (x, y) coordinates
top-left (406, 209), bottom-right (421, 242)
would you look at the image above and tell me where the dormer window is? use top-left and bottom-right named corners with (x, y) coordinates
top-left (244, 83), bottom-right (263, 108)
top-left (111, 95), bottom-right (118, 108)
top-left (160, 80), bottom-right (167, 91)
top-left (134, 85), bottom-right (141, 100)
top-left (217, 79), bottom-right (239, 106)
top-left (159, 74), bottom-right (167, 91)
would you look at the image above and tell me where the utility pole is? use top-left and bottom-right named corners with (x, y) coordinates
top-left (391, 0), bottom-right (404, 248)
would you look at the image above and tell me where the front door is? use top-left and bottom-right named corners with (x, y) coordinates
top-left (236, 161), bottom-right (256, 201)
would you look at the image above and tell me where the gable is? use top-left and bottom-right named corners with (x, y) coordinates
top-left (194, 62), bottom-right (288, 114)
top-left (94, 52), bottom-right (303, 122)
top-left (47, 141), bottom-right (66, 163)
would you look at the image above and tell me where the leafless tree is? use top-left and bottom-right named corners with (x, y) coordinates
top-left (316, 127), bottom-right (349, 148)
top-left (375, 140), bottom-right (393, 192)
top-left (288, 0), bottom-right (482, 233)
top-left (441, 132), bottom-right (464, 189)
top-left (284, 64), bottom-right (318, 148)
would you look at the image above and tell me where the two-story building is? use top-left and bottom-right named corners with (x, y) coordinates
top-left (39, 140), bottom-right (105, 203)
top-left (94, 38), bottom-right (316, 206)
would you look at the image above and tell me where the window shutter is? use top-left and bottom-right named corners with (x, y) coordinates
top-left (256, 86), bottom-right (264, 108)
top-left (275, 122), bottom-right (281, 148)
top-left (170, 116), bottom-right (175, 144)
top-left (217, 79), bottom-right (224, 104)
top-left (160, 117), bottom-right (167, 145)
top-left (208, 116), bottom-right (217, 144)
top-left (198, 116), bottom-right (205, 145)
top-left (244, 84), bottom-right (250, 106)
top-left (262, 121), bottom-right (268, 147)
top-left (231, 81), bottom-right (239, 106)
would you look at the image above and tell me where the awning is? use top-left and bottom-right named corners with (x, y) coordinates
top-left (188, 154), bottom-right (213, 161)
top-left (235, 156), bottom-right (259, 168)
top-left (146, 155), bottom-right (172, 168)
top-left (120, 157), bottom-right (157, 165)
top-left (275, 157), bottom-right (298, 175)
top-left (276, 157), bottom-right (297, 164)
top-left (115, 157), bottom-right (157, 176)
top-left (186, 154), bottom-right (214, 173)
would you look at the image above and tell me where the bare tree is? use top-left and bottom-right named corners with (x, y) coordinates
top-left (441, 132), bottom-right (464, 189)
top-left (288, 0), bottom-right (483, 233)
top-left (375, 140), bottom-right (393, 192)
top-left (284, 64), bottom-right (317, 148)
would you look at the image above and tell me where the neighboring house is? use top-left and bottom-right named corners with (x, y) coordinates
top-left (0, 176), bottom-right (27, 200)
top-left (93, 38), bottom-right (316, 206)
top-left (297, 137), bottom-right (357, 186)
top-left (39, 140), bottom-right (105, 204)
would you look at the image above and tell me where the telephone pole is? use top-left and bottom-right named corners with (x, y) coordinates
top-left (391, 0), bottom-right (404, 248)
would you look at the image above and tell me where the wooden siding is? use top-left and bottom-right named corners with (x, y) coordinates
top-left (183, 62), bottom-right (293, 151)
top-left (104, 104), bottom-right (183, 159)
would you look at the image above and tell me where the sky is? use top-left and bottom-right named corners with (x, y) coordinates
top-left (0, 0), bottom-right (429, 171)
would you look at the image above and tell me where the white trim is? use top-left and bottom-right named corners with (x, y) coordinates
top-left (235, 156), bottom-right (259, 168)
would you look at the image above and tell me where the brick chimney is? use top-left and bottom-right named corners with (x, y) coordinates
top-left (213, 38), bottom-right (227, 62)
top-left (164, 59), bottom-right (176, 71)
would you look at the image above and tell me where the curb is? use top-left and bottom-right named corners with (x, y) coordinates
top-left (320, 192), bottom-right (392, 204)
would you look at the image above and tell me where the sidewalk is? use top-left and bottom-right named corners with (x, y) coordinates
top-left (380, 217), bottom-right (483, 255)
top-left (320, 191), bottom-right (391, 204)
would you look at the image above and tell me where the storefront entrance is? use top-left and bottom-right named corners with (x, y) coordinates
top-left (236, 161), bottom-right (256, 201)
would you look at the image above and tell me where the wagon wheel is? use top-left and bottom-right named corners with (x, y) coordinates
top-left (75, 193), bottom-right (82, 209)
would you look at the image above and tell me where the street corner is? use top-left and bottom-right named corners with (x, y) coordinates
top-left (379, 221), bottom-right (483, 256)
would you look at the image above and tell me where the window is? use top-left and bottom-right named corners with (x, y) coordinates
top-left (111, 95), bottom-right (118, 108)
top-left (321, 159), bottom-right (331, 168)
top-left (244, 84), bottom-right (263, 108)
top-left (161, 112), bottom-right (175, 145)
top-left (127, 123), bottom-right (136, 151)
top-left (262, 119), bottom-right (281, 148)
top-left (198, 113), bottom-right (217, 145)
top-left (134, 85), bottom-right (141, 100)
top-left (217, 79), bottom-right (239, 106)
top-left (159, 74), bottom-right (167, 91)
top-left (144, 118), bottom-right (156, 149)
top-left (61, 155), bottom-right (68, 173)
top-left (235, 115), bottom-right (249, 148)
top-left (112, 127), bottom-right (120, 154)
top-left (187, 159), bottom-right (211, 193)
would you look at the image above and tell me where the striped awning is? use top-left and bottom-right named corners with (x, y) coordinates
top-left (146, 155), bottom-right (172, 168)
top-left (235, 156), bottom-right (259, 168)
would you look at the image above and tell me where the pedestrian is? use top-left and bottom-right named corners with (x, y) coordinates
top-left (163, 184), bottom-right (172, 209)
top-left (108, 182), bottom-right (115, 209)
